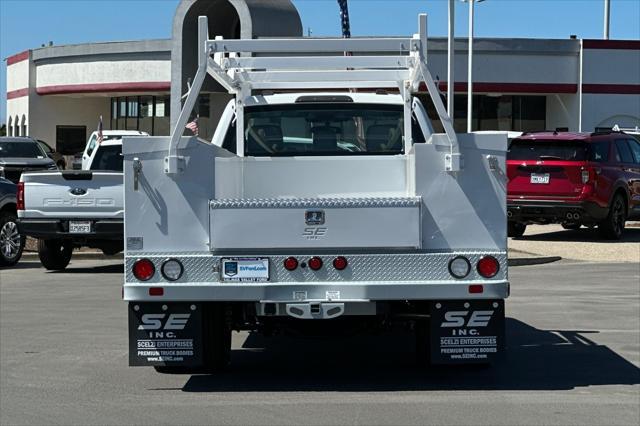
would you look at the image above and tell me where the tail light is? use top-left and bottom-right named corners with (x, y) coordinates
top-left (581, 167), bottom-right (601, 184)
top-left (284, 257), bottom-right (298, 271)
top-left (581, 170), bottom-right (590, 184)
top-left (448, 256), bottom-right (471, 279)
top-left (333, 256), bottom-right (348, 270)
top-left (17, 182), bottom-right (24, 210)
top-left (149, 287), bottom-right (164, 296)
top-left (161, 259), bottom-right (183, 281)
top-left (477, 256), bottom-right (499, 278)
top-left (308, 257), bottom-right (323, 271)
top-left (469, 284), bottom-right (484, 294)
top-left (133, 258), bottom-right (155, 281)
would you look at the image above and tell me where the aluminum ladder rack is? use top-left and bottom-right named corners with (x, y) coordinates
top-left (166, 14), bottom-right (460, 174)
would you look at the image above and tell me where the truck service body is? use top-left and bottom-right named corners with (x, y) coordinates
top-left (124, 15), bottom-right (509, 370)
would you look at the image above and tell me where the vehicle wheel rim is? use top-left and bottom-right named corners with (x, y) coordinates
top-left (0, 221), bottom-right (21, 260)
top-left (612, 199), bottom-right (624, 236)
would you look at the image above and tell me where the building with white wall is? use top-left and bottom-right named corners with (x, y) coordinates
top-left (5, 0), bottom-right (639, 159)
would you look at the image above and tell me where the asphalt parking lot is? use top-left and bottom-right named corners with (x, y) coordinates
top-left (1, 254), bottom-right (639, 425)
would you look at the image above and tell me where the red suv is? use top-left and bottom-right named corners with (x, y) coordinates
top-left (507, 130), bottom-right (640, 239)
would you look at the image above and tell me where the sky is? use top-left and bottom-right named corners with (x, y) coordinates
top-left (1, 0), bottom-right (639, 123)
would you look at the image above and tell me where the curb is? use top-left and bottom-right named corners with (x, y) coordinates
top-left (508, 256), bottom-right (562, 266)
top-left (22, 252), bottom-right (123, 260)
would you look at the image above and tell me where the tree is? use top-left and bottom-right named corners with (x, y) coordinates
top-left (0, 124), bottom-right (6, 137)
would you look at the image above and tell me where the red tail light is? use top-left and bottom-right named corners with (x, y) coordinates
top-left (308, 257), bottom-right (323, 271)
top-left (133, 258), bottom-right (155, 281)
top-left (149, 287), bottom-right (164, 296)
top-left (284, 257), bottom-right (298, 271)
top-left (469, 284), bottom-right (484, 294)
top-left (333, 256), bottom-right (348, 270)
top-left (16, 182), bottom-right (24, 210)
top-left (477, 256), bottom-right (499, 278)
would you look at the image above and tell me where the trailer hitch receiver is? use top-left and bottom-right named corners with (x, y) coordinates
top-left (285, 302), bottom-right (345, 319)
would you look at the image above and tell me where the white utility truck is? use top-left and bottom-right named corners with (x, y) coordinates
top-left (124, 15), bottom-right (509, 371)
top-left (18, 139), bottom-right (125, 270)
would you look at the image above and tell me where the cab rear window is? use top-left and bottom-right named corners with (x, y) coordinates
top-left (508, 139), bottom-right (588, 161)
top-left (243, 104), bottom-right (404, 156)
top-left (89, 145), bottom-right (123, 171)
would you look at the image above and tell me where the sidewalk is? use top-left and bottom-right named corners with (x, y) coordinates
top-left (509, 224), bottom-right (640, 263)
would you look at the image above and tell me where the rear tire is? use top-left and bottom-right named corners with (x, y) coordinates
top-left (508, 221), bottom-right (526, 238)
top-left (598, 194), bottom-right (626, 240)
top-left (37, 239), bottom-right (73, 270)
top-left (562, 223), bottom-right (581, 230)
top-left (0, 212), bottom-right (25, 267)
top-left (202, 303), bottom-right (232, 372)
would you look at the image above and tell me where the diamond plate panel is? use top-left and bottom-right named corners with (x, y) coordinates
top-left (210, 197), bottom-right (421, 209)
top-left (126, 252), bottom-right (507, 284)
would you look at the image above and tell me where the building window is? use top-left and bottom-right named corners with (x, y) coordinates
top-left (125, 97), bottom-right (139, 130)
top-left (154, 96), bottom-right (170, 117)
top-left (21, 115), bottom-right (27, 137)
top-left (14, 116), bottom-right (19, 137)
top-left (111, 98), bottom-right (118, 130)
top-left (109, 95), bottom-right (171, 136)
top-left (7, 117), bottom-right (12, 137)
top-left (138, 96), bottom-right (154, 135)
top-left (154, 96), bottom-right (170, 135)
top-left (452, 95), bottom-right (546, 133)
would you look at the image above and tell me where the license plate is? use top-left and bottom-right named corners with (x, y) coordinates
top-left (530, 173), bottom-right (550, 184)
top-left (69, 221), bottom-right (91, 234)
top-left (221, 258), bottom-right (269, 282)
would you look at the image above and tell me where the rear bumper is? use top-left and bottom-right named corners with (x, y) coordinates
top-left (507, 199), bottom-right (608, 222)
top-left (123, 251), bottom-right (509, 301)
top-left (123, 281), bottom-right (510, 302)
top-left (17, 218), bottom-right (123, 240)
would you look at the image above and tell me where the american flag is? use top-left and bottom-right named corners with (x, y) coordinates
top-left (97, 115), bottom-right (103, 144)
top-left (186, 117), bottom-right (199, 136)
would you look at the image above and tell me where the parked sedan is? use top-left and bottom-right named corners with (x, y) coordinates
top-left (0, 137), bottom-right (58, 183)
top-left (0, 177), bottom-right (25, 266)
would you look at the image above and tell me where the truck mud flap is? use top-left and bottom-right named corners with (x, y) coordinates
top-left (128, 303), bottom-right (203, 367)
top-left (429, 300), bottom-right (505, 364)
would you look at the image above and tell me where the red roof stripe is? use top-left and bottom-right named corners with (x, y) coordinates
top-left (582, 84), bottom-right (640, 94)
top-left (7, 88), bottom-right (29, 99)
top-left (36, 81), bottom-right (171, 95)
top-left (7, 50), bottom-right (30, 66)
top-left (434, 82), bottom-right (578, 94)
top-left (583, 40), bottom-right (640, 50)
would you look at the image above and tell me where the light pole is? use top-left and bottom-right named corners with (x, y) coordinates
top-left (463, 0), bottom-right (485, 133)
top-left (447, 0), bottom-right (455, 117)
top-left (603, 0), bottom-right (610, 39)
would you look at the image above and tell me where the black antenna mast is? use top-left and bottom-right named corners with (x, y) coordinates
top-left (337, 0), bottom-right (351, 38)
